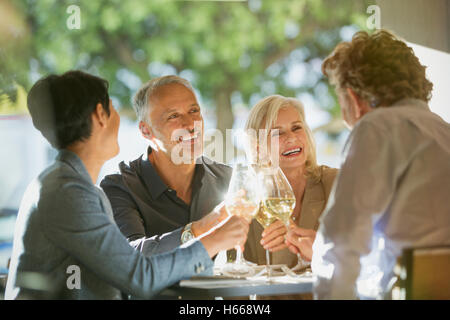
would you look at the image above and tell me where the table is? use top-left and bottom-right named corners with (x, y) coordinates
top-left (156, 273), bottom-right (315, 300)
top-left (0, 274), bottom-right (7, 298)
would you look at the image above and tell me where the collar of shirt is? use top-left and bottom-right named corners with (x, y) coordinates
top-left (56, 149), bottom-right (92, 184)
top-left (343, 98), bottom-right (431, 155)
top-left (367, 98), bottom-right (430, 121)
top-left (139, 146), bottom-right (219, 201)
top-left (392, 98), bottom-right (430, 111)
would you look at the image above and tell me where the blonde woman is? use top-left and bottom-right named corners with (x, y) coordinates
top-left (243, 95), bottom-right (338, 268)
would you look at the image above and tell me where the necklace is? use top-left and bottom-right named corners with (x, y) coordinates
top-left (292, 209), bottom-right (300, 222)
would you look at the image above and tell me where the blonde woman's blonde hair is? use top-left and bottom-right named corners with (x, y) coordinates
top-left (244, 95), bottom-right (321, 182)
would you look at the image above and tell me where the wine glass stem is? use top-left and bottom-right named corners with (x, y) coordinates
top-left (235, 245), bottom-right (243, 264)
top-left (265, 249), bottom-right (271, 278)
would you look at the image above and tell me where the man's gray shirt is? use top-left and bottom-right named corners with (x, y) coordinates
top-left (100, 147), bottom-right (232, 256)
top-left (5, 150), bottom-right (213, 300)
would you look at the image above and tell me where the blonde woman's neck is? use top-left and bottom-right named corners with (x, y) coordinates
top-left (282, 165), bottom-right (307, 195)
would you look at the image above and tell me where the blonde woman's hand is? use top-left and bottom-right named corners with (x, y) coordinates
top-left (260, 220), bottom-right (288, 252)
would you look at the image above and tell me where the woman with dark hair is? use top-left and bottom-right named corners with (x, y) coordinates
top-left (5, 70), bottom-right (249, 300)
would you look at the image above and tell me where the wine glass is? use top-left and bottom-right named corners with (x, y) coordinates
top-left (256, 165), bottom-right (296, 278)
top-left (221, 163), bottom-right (260, 277)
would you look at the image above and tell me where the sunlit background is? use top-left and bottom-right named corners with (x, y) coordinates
top-left (0, 0), bottom-right (449, 275)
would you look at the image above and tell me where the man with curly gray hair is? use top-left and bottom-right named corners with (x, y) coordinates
top-left (311, 30), bottom-right (450, 299)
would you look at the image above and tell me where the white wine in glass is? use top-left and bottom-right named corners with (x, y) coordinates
top-left (227, 199), bottom-right (260, 221)
top-left (255, 203), bottom-right (277, 229)
top-left (262, 197), bottom-right (296, 226)
top-left (257, 165), bottom-right (296, 278)
top-left (222, 163), bottom-right (260, 277)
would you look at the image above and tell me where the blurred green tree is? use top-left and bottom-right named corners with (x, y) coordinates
top-left (0, 0), bottom-right (371, 133)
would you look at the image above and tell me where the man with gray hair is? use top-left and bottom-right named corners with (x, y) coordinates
top-left (310, 30), bottom-right (450, 299)
top-left (101, 75), bottom-right (233, 258)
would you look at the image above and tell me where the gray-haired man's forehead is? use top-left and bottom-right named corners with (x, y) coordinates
top-left (158, 103), bottom-right (199, 118)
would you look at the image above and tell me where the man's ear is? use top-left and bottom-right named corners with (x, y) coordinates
top-left (346, 87), bottom-right (372, 119)
top-left (139, 121), bottom-right (153, 140)
top-left (92, 103), bottom-right (108, 128)
top-left (346, 87), bottom-right (363, 119)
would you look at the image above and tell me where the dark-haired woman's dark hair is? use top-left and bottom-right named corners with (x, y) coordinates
top-left (27, 70), bottom-right (110, 149)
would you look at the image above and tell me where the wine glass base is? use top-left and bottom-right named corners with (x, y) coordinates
top-left (221, 263), bottom-right (256, 278)
top-left (290, 258), bottom-right (311, 273)
top-left (251, 264), bottom-right (290, 278)
top-left (240, 258), bottom-right (257, 267)
top-left (249, 264), bottom-right (312, 279)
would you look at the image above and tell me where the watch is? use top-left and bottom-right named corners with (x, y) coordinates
top-left (181, 222), bottom-right (195, 243)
